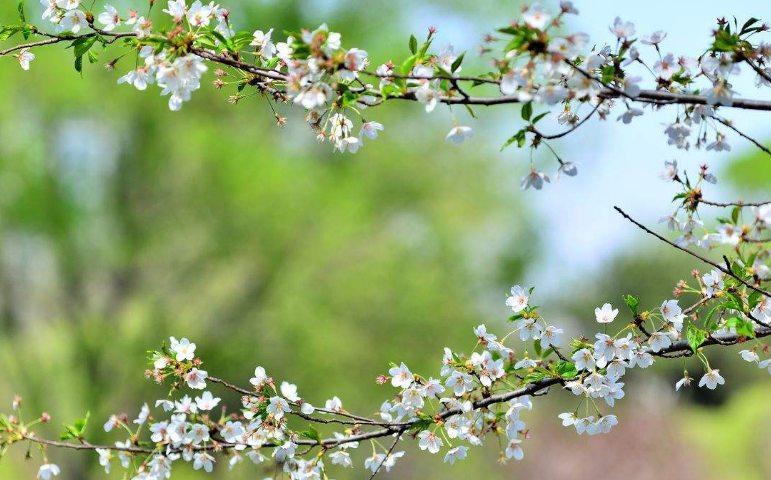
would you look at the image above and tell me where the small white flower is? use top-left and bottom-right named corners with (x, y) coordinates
top-left (521, 168), bottom-right (550, 191)
top-left (96, 448), bottom-right (112, 474)
top-left (170, 337), bottom-right (196, 361)
top-left (417, 430), bottom-right (443, 454)
top-left (193, 451), bottom-right (215, 473)
top-left (522, 3), bottom-right (551, 30)
top-left (324, 396), bottom-right (343, 412)
top-left (540, 325), bottom-right (563, 348)
top-left (103, 415), bottom-right (120, 432)
top-left (445, 126), bottom-right (473, 144)
top-left (648, 332), bottom-right (672, 353)
top-left (195, 391), bottom-right (221, 411)
top-left (739, 350), bottom-right (759, 363)
top-left (280, 381), bottom-right (300, 402)
top-left (330, 451), bottom-right (353, 468)
top-left (59, 9), bottom-right (87, 33)
top-left (185, 368), bottom-right (208, 389)
top-left (250, 366), bottom-right (269, 389)
top-left (595, 303), bottom-right (619, 324)
top-left (698, 369), bottom-right (725, 390)
top-left (572, 348), bottom-right (595, 371)
top-left (388, 362), bottom-right (414, 389)
top-left (266, 396), bottom-right (290, 420)
top-left (37, 464), bottom-right (61, 479)
top-left (641, 30), bottom-right (667, 45)
top-left (360, 121), bottom-right (384, 140)
top-left (443, 446), bottom-right (468, 465)
top-left (505, 438), bottom-right (524, 460)
top-left (610, 17), bottom-right (635, 38)
top-left (134, 403), bottom-right (150, 425)
top-left (675, 374), bottom-right (692, 391)
top-left (17, 49), bottom-right (35, 71)
top-left (654, 53), bottom-right (677, 79)
top-left (506, 285), bottom-right (529, 313)
top-left (98, 5), bottom-right (122, 31)
top-left (514, 318), bottom-right (542, 341)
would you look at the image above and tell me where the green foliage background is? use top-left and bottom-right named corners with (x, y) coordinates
top-left (0, 1), bottom-right (769, 479)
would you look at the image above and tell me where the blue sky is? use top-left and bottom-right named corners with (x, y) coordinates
top-left (518, 1), bottom-right (771, 290)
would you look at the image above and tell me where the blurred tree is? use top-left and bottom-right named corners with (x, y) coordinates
top-left (0, 1), bottom-right (535, 479)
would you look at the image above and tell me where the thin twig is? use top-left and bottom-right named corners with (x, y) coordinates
top-left (714, 116), bottom-right (771, 158)
top-left (699, 198), bottom-right (771, 207)
top-left (614, 206), bottom-right (771, 298)
top-left (366, 433), bottom-right (402, 480)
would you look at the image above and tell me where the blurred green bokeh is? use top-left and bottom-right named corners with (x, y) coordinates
top-left (0, 1), bottom-right (769, 479)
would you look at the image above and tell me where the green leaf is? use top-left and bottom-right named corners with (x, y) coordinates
top-left (623, 294), bottom-right (639, 315)
top-left (0, 25), bottom-right (22, 42)
top-left (531, 112), bottom-right (548, 124)
top-left (73, 411), bottom-right (90, 434)
top-left (521, 371), bottom-right (546, 384)
top-left (725, 316), bottom-right (755, 338)
top-left (450, 52), bottom-right (465, 73)
top-left (748, 290), bottom-right (762, 310)
top-left (400, 54), bottom-right (418, 76)
top-left (686, 324), bottom-right (707, 352)
top-left (731, 206), bottom-right (741, 224)
top-left (74, 55), bottom-right (83, 73)
top-left (71, 36), bottom-right (97, 58)
top-left (740, 17), bottom-right (760, 35)
top-left (298, 425), bottom-right (321, 442)
top-left (17, 0), bottom-right (25, 22)
top-left (60, 411), bottom-right (90, 440)
top-left (408, 34), bottom-right (417, 54)
top-left (554, 361), bottom-right (577, 379)
top-left (521, 101), bottom-right (533, 122)
top-left (501, 129), bottom-right (526, 151)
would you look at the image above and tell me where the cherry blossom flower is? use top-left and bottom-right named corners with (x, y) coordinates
top-left (98, 5), bottom-right (122, 31)
top-left (505, 438), bottom-right (524, 460)
top-left (506, 285), bottom-right (530, 313)
top-left (641, 30), bottom-right (667, 45)
top-left (388, 362), bottom-right (414, 388)
top-left (417, 430), bottom-right (443, 454)
top-left (610, 17), bottom-right (635, 38)
top-left (446, 125), bottom-right (474, 144)
top-left (699, 369), bottom-right (725, 389)
top-left (37, 463), bottom-right (60, 479)
top-left (595, 303), bottom-right (619, 324)
top-left (59, 9), bottom-right (86, 32)
top-left (676, 374), bottom-right (692, 391)
top-left (540, 325), bottom-right (563, 348)
top-left (520, 168), bottom-right (550, 191)
top-left (522, 3), bottom-right (551, 30)
top-left (184, 368), bottom-right (208, 389)
top-left (193, 452), bottom-right (215, 473)
top-left (444, 446), bottom-right (468, 465)
top-left (17, 49), bottom-right (35, 71)
top-left (654, 53), bottom-right (678, 79)
top-left (195, 391), bottom-right (221, 411)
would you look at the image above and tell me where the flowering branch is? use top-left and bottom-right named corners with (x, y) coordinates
top-left (3, 0), bottom-right (771, 183)
top-left (3, 2), bottom-right (771, 480)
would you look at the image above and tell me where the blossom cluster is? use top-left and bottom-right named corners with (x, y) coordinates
top-left (3, 1), bottom-right (771, 182)
top-left (3, 263), bottom-right (767, 480)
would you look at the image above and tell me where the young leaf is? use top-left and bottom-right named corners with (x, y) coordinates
top-left (623, 294), bottom-right (639, 315)
top-left (521, 101), bottom-right (533, 122)
top-left (450, 52), bottom-right (465, 73)
top-left (686, 324), bottom-right (706, 352)
top-left (408, 34), bottom-right (417, 54)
